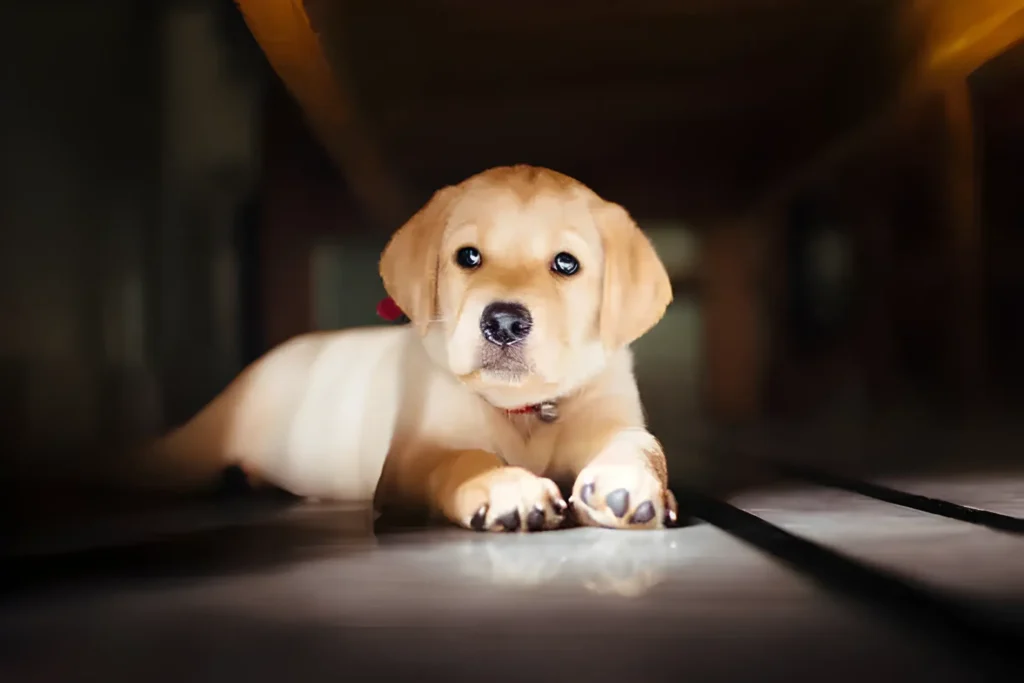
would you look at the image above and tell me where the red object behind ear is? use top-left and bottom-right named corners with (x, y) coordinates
top-left (376, 296), bottom-right (405, 322)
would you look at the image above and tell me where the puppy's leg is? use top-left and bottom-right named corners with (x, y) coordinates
top-left (553, 414), bottom-right (678, 530)
top-left (572, 429), bottom-right (678, 530)
top-left (426, 450), bottom-right (568, 532)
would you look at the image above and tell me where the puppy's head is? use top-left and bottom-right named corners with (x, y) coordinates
top-left (379, 165), bottom-right (672, 406)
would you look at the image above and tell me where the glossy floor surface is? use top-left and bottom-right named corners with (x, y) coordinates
top-left (3, 468), bottom-right (1024, 683)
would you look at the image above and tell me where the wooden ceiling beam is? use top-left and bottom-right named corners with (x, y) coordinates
top-left (369, 71), bottom-right (832, 137)
top-left (343, 1), bottom-right (871, 89)
top-left (233, 0), bottom-right (410, 227)
top-left (366, 54), bottom-right (833, 107)
top-left (744, 0), bottom-right (1024, 221)
top-left (400, 0), bottom-right (848, 26)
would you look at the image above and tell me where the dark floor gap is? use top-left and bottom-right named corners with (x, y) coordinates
top-left (697, 442), bottom-right (1024, 534)
top-left (766, 460), bottom-right (1024, 534)
top-left (679, 489), bottom-right (1024, 676)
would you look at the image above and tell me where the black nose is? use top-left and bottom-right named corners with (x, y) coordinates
top-left (480, 302), bottom-right (532, 347)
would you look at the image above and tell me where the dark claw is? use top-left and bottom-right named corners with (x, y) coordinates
top-left (526, 505), bottom-right (546, 531)
top-left (551, 496), bottom-right (568, 516)
top-left (629, 500), bottom-right (656, 524)
top-left (580, 482), bottom-right (596, 507)
top-left (470, 505), bottom-right (488, 531)
top-left (494, 509), bottom-right (521, 532)
top-left (606, 488), bottom-right (630, 518)
top-left (665, 508), bottom-right (678, 526)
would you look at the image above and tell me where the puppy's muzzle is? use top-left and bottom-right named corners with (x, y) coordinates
top-left (480, 301), bottom-right (532, 347)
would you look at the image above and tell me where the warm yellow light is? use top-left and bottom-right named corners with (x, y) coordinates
top-left (234, 0), bottom-right (349, 129)
top-left (924, 0), bottom-right (1024, 71)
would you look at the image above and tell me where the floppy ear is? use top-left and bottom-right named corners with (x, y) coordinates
top-left (596, 202), bottom-right (673, 349)
top-left (379, 186), bottom-right (459, 333)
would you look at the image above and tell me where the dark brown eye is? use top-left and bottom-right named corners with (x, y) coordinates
top-left (455, 246), bottom-right (482, 269)
top-left (551, 252), bottom-right (579, 276)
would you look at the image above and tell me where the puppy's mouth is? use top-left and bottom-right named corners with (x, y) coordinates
top-left (478, 344), bottom-right (531, 382)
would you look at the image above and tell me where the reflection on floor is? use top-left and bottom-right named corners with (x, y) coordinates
top-left (3, 469), bottom-right (1023, 683)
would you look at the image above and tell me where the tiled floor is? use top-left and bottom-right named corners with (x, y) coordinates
top-left (3, 468), bottom-right (1023, 683)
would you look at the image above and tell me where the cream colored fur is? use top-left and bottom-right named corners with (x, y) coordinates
top-left (142, 165), bottom-right (676, 531)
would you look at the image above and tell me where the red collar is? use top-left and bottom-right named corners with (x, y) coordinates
top-left (505, 404), bottom-right (540, 415)
top-left (377, 296), bottom-right (405, 322)
top-left (508, 400), bottom-right (560, 422)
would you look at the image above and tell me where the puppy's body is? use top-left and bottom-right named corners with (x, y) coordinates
top-left (152, 325), bottom-right (643, 505)
top-left (145, 165), bottom-right (676, 531)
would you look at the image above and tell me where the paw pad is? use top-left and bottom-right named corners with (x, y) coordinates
top-left (605, 488), bottom-right (630, 518)
top-left (572, 477), bottom-right (679, 530)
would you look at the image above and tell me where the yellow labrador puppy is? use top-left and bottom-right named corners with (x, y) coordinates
top-left (146, 165), bottom-right (676, 531)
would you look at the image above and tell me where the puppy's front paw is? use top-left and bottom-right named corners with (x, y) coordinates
top-left (452, 466), bottom-right (568, 533)
top-left (571, 433), bottom-right (678, 530)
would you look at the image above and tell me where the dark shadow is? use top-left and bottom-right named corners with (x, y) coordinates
top-left (971, 38), bottom-right (1024, 409)
top-left (234, 195), bottom-right (266, 369)
top-left (681, 489), bottom-right (1024, 677)
top-left (1, 492), bottom-right (372, 602)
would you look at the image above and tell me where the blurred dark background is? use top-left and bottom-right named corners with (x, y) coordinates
top-left (2, 0), bottom-right (1023, 508)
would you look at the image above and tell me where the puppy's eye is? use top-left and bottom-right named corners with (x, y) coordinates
top-left (455, 246), bottom-right (482, 270)
top-left (551, 252), bottom-right (580, 276)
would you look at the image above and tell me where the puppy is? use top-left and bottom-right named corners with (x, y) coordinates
top-left (144, 165), bottom-right (676, 531)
